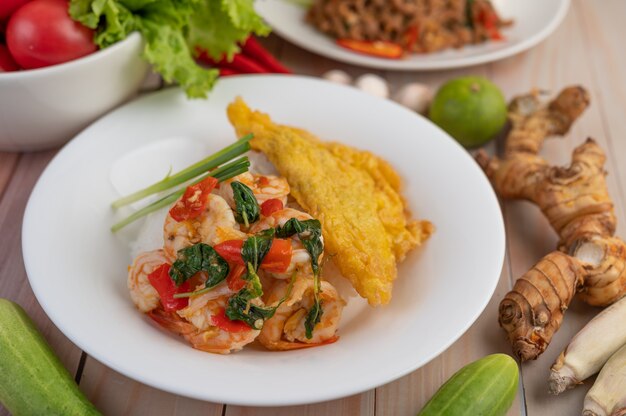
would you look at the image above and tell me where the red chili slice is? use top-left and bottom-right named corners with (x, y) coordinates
top-left (147, 264), bottom-right (190, 312)
top-left (211, 307), bottom-right (251, 332)
top-left (169, 176), bottom-right (218, 222)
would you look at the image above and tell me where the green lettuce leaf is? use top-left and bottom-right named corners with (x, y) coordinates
top-left (69, 0), bottom-right (269, 98)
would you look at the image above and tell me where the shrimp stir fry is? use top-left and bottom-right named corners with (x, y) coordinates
top-left (127, 171), bottom-right (344, 354)
top-left (259, 273), bottom-right (345, 350)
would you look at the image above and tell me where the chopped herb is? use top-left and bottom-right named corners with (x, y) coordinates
top-left (305, 299), bottom-right (323, 339)
top-left (242, 228), bottom-right (275, 270)
top-left (276, 218), bottom-right (324, 339)
top-left (225, 269), bottom-right (298, 329)
top-left (276, 218), bottom-right (323, 278)
top-left (169, 243), bottom-right (229, 294)
top-left (231, 181), bottom-right (260, 227)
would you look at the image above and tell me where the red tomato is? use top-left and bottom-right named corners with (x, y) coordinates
top-left (169, 177), bottom-right (218, 222)
top-left (214, 240), bottom-right (245, 265)
top-left (214, 238), bottom-right (293, 273)
top-left (147, 264), bottom-right (190, 312)
top-left (260, 198), bottom-right (283, 217)
top-left (0, 0), bottom-right (31, 22)
top-left (226, 263), bottom-right (246, 291)
top-left (261, 239), bottom-right (292, 273)
top-left (6, 0), bottom-right (97, 69)
top-left (0, 44), bottom-right (20, 71)
top-left (211, 307), bottom-right (251, 332)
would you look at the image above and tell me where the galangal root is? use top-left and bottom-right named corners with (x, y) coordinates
top-left (476, 86), bottom-right (626, 361)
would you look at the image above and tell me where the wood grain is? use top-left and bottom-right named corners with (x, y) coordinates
top-left (0, 151), bottom-right (84, 416)
top-left (2, 1), bottom-right (626, 414)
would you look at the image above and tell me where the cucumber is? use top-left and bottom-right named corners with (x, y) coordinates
top-left (417, 353), bottom-right (519, 416)
top-left (0, 298), bottom-right (100, 416)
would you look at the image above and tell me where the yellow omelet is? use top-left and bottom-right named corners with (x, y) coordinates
top-left (227, 98), bottom-right (432, 306)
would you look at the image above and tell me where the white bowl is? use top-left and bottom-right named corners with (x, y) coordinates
top-left (0, 32), bottom-right (149, 151)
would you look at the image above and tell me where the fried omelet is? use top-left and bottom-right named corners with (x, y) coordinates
top-left (227, 98), bottom-right (432, 306)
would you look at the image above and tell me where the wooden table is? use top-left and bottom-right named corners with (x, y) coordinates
top-left (2, 0), bottom-right (625, 414)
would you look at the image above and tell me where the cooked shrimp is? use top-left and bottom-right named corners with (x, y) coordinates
top-left (163, 193), bottom-right (245, 260)
top-left (149, 291), bottom-right (260, 354)
top-left (258, 274), bottom-right (344, 350)
top-left (249, 208), bottom-right (323, 278)
top-left (215, 172), bottom-right (290, 208)
top-left (177, 292), bottom-right (261, 354)
top-left (127, 250), bottom-right (169, 312)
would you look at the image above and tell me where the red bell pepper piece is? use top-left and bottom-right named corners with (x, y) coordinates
top-left (260, 198), bottom-right (284, 217)
top-left (241, 36), bottom-right (291, 74)
top-left (147, 264), bottom-right (191, 312)
top-left (169, 176), bottom-right (218, 222)
top-left (214, 238), bottom-right (293, 273)
top-left (336, 39), bottom-right (404, 59)
top-left (211, 307), bottom-right (251, 332)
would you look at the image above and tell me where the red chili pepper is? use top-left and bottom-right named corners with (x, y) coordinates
top-left (261, 198), bottom-right (284, 217)
top-left (257, 176), bottom-right (270, 187)
top-left (219, 68), bottom-right (241, 76)
top-left (214, 238), bottom-right (293, 273)
top-left (199, 51), bottom-right (269, 74)
top-left (480, 9), bottom-right (504, 40)
top-left (241, 36), bottom-right (291, 74)
top-left (211, 307), bottom-right (251, 332)
top-left (260, 239), bottom-right (293, 273)
top-left (214, 240), bottom-right (245, 265)
top-left (403, 25), bottom-right (419, 49)
top-left (169, 176), bottom-right (218, 222)
top-left (226, 263), bottom-right (247, 291)
top-left (336, 39), bottom-right (404, 59)
top-left (147, 264), bottom-right (190, 312)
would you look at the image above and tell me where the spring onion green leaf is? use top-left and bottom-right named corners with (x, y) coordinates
top-left (112, 134), bottom-right (253, 208)
top-left (110, 157), bottom-right (250, 232)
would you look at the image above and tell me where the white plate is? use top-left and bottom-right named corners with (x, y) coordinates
top-left (256, 0), bottom-right (570, 70)
top-left (23, 75), bottom-right (504, 406)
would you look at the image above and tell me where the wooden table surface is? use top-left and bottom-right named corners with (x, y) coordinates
top-left (2, 0), bottom-right (625, 414)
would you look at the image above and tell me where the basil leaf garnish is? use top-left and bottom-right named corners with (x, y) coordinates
top-left (169, 243), bottom-right (229, 288)
top-left (231, 181), bottom-right (260, 227)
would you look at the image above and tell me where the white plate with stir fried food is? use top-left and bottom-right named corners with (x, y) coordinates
top-left (22, 75), bottom-right (505, 405)
top-left (256, 0), bottom-right (570, 70)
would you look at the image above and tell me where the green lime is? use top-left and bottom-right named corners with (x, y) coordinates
top-left (429, 76), bottom-right (507, 148)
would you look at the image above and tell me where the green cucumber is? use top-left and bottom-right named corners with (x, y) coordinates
top-left (0, 298), bottom-right (100, 416)
top-left (418, 353), bottom-right (519, 416)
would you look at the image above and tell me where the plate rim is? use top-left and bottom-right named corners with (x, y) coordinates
top-left (22, 75), bottom-right (506, 406)
top-left (257, 0), bottom-right (571, 70)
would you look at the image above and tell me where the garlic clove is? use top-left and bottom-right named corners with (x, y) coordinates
top-left (321, 70), bottom-right (353, 85)
top-left (354, 74), bottom-right (389, 99)
top-left (393, 82), bottom-right (433, 114)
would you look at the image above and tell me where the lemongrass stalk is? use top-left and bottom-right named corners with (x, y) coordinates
top-left (111, 158), bottom-right (250, 232)
top-left (111, 134), bottom-right (253, 208)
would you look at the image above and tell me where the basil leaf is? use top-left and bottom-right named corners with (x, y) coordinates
top-left (305, 299), bottom-right (323, 339)
top-left (276, 218), bottom-right (323, 278)
top-left (242, 228), bottom-right (275, 271)
top-left (169, 243), bottom-right (229, 287)
top-left (225, 270), bottom-right (298, 329)
top-left (243, 262), bottom-right (263, 299)
top-left (225, 288), bottom-right (276, 329)
top-left (231, 181), bottom-right (260, 227)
